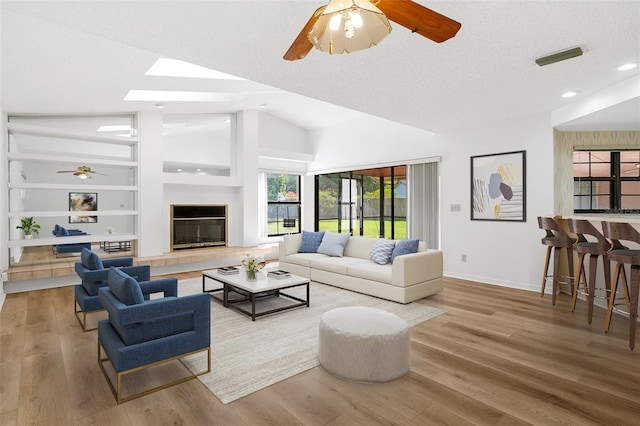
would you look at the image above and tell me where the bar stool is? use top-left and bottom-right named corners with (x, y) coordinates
top-left (567, 219), bottom-right (612, 323)
top-left (601, 221), bottom-right (638, 350)
top-left (538, 216), bottom-right (576, 305)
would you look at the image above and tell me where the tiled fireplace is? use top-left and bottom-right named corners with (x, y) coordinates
top-left (171, 204), bottom-right (227, 250)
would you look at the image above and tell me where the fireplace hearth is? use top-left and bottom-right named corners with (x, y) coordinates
top-left (171, 204), bottom-right (227, 250)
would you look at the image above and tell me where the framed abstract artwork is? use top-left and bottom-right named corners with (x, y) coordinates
top-left (69, 192), bottom-right (98, 223)
top-left (471, 150), bottom-right (526, 222)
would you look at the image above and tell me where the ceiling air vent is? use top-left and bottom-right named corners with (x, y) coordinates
top-left (535, 47), bottom-right (583, 67)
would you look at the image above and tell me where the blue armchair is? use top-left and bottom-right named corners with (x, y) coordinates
top-left (98, 268), bottom-right (211, 403)
top-left (74, 248), bottom-right (150, 331)
top-left (53, 224), bottom-right (91, 257)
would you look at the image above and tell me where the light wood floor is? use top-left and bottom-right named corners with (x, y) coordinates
top-left (1, 275), bottom-right (639, 425)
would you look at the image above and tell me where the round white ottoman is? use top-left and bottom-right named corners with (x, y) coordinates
top-left (318, 306), bottom-right (410, 382)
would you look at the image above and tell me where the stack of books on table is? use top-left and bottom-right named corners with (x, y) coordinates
top-left (217, 266), bottom-right (239, 275)
top-left (267, 269), bottom-right (291, 279)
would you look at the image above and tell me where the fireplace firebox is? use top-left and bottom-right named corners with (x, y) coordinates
top-left (171, 204), bottom-right (227, 250)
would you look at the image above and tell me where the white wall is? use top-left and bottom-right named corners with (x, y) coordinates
top-left (138, 111), bottom-right (164, 257)
top-left (163, 114), bottom-right (231, 169)
top-left (308, 112), bottom-right (554, 292)
top-left (308, 114), bottom-right (436, 173)
top-left (437, 114), bottom-right (553, 292)
top-left (0, 10), bottom-right (6, 307)
top-left (259, 113), bottom-right (310, 154)
top-left (258, 112), bottom-right (311, 174)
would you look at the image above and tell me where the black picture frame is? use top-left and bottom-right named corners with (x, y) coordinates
top-left (69, 192), bottom-right (98, 223)
top-left (471, 150), bottom-right (526, 222)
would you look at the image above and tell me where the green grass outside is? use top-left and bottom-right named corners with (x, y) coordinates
top-left (318, 218), bottom-right (407, 239)
top-left (268, 219), bottom-right (406, 239)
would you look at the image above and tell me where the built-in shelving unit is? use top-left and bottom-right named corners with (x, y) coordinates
top-left (6, 115), bottom-right (140, 260)
top-left (7, 233), bottom-right (139, 248)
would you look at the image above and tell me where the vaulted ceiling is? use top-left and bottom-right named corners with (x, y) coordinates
top-left (2, 1), bottom-right (639, 133)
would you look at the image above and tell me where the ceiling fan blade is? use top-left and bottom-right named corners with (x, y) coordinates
top-left (283, 6), bottom-right (324, 61)
top-left (377, 0), bottom-right (461, 43)
top-left (91, 172), bottom-right (109, 176)
top-left (57, 170), bottom-right (77, 173)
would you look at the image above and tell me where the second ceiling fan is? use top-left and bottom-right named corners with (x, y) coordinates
top-left (57, 165), bottom-right (108, 179)
top-left (284, 0), bottom-right (461, 61)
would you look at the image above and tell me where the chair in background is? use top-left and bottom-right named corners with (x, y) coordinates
top-left (53, 224), bottom-right (91, 257)
top-left (74, 248), bottom-right (150, 331)
top-left (538, 216), bottom-right (576, 305)
top-left (567, 219), bottom-right (612, 323)
top-left (601, 221), bottom-right (639, 350)
top-left (98, 268), bottom-right (211, 403)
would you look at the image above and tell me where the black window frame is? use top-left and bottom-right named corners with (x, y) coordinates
top-left (266, 173), bottom-right (302, 237)
top-left (573, 150), bottom-right (640, 214)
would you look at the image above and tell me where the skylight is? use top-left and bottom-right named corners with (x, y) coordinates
top-left (97, 125), bottom-right (132, 132)
top-left (145, 58), bottom-right (246, 80)
top-left (123, 90), bottom-right (246, 102)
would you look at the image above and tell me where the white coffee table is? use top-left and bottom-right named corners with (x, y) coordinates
top-left (202, 268), bottom-right (310, 321)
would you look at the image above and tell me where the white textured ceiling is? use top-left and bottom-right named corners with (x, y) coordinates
top-left (2, 0), bottom-right (639, 132)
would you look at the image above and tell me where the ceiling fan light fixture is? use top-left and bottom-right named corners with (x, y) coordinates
top-left (308, 0), bottom-right (392, 55)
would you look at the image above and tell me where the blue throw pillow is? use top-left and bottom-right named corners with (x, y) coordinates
top-left (369, 239), bottom-right (396, 265)
top-left (108, 267), bottom-right (144, 305)
top-left (298, 231), bottom-right (325, 253)
top-left (390, 239), bottom-right (419, 263)
top-left (81, 248), bottom-right (104, 270)
top-left (60, 226), bottom-right (69, 236)
top-left (317, 232), bottom-right (351, 257)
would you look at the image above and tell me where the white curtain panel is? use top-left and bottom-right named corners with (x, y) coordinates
top-left (408, 162), bottom-right (439, 249)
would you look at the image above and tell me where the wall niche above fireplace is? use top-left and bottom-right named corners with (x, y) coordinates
top-left (171, 204), bottom-right (227, 250)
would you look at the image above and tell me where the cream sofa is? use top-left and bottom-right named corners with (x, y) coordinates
top-left (278, 234), bottom-right (443, 304)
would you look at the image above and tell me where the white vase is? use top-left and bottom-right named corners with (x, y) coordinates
top-left (24, 234), bottom-right (33, 240)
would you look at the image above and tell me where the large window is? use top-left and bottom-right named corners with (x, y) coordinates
top-left (573, 150), bottom-right (640, 213)
top-left (266, 174), bottom-right (301, 236)
top-left (315, 166), bottom-right (407, 239)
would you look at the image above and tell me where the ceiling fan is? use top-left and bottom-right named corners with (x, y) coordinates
top-left (57, 165), bottom-right (108, 180)
top-left (284, 0), bottom-right (461, 61)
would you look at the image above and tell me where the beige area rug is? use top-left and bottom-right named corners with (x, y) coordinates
top-left (178, 278), bottom-right (445, 404)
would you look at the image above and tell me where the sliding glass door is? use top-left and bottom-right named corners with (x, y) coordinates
top-left (315, 166), bottom-right (406, 239)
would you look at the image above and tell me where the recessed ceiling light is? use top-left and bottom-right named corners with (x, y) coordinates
top-left (177, 169), bottom-right (182, 172)
top-left (259, 103), bottom-right (268, 109)
top-left (196, 168), bottom-right (201, 172)
top-left (145, 58), bottom-right (246, 80)
top-left (154, 103), bottom-right (166, 109)
top-left (618, 63), bottom-right (638, 71)
top-left (124, 90), bottom-right (246, 102)
top-left (224, 118), bottom-right (231, 123)
top-left (562, 91), bottom-right (578, 98)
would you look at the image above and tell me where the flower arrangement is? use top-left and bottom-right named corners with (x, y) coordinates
top-left (242, 254), bottom-right (266, 280)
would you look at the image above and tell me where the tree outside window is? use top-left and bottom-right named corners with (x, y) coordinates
top-left (267, 174), bottom-right (301, 236)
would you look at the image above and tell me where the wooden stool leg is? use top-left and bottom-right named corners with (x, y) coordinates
top-left (552, 247), bottom-right (561, 306)
top-left (605, 263), bottom-right (623, 333)
top-left (587, 254), bottom-right (599, 324)
top-left (571, 253), bottom-right (586, 312)
top-left (541, 246), bottom-right (552, 297)
top-left (603, 258), bottom-right (612, 306)
top-left (629, 265), bottom-right (639, 350)
top-left (566, 247), bottom-right (575, 296)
